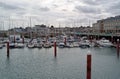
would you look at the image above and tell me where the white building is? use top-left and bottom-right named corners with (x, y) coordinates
top-left (93, 16), bottom-right (120, 34)
top-left (33, 25), bottom-right (49, 37)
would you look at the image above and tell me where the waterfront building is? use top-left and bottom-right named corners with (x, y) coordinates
top-left (93, 15), bottom-right (120, 34)
top-left (0, 30), bottom-right (7, 37)
top-left (33, 24), bottom-right (49, 37)
top-left (8, 27), bottom-right (26, 38)
top-left (6, 24), bottom-right (92, 38)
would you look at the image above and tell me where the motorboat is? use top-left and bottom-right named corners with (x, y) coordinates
top-left (96, 38), bottom-right (113, 47)
top-left (9, 43), bottom-right (16, 48)
top-left (15, 43), bottom-right (25, 48)
top-left (79, 40), bottom-right (90, 48)
top-left (58, 42), bottom-right (65, 48)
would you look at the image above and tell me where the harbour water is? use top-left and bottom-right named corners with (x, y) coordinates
top-left (0, 47), bottom-right (120, 79)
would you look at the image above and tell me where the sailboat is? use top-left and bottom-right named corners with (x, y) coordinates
top-left (27, 43), bottom-right (35, 48)
top-left (0, 21), bottom-right (4, 49)
top-left (43, 43), bottom-right (52, 48)
top-left (8, 17), bottom-right (16, 48)
top-left (26, 17), bottom-right (36, 48)
top-left (0, 41), bottom-right (3, 49)
top-left (35, 43), bottom-right (42, 48)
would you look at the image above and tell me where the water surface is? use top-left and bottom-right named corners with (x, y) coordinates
top-left (0, 47), bottom-right (119, 79)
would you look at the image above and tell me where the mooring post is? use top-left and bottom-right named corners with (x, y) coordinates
top-left (98, 35), bottom-right (99, 40)
top-left (14, 36), bottom-right (15, 43)
top-left (46, 36), bottom-right (48, 43)
top-left (7, 42), bottom-right (10, 57)
top-left (117, 39), bottom-right (119, 58)
top-left (87, 54), bottom-right (91, 79)
top-left (64, 37), bottom-right (66, 45)
top-left (111, 36), bottom-right (113, 43)
top-left (90, 36), bottom-right (92, 43)
top-left (22, 36), bottom-right (24, 44)
top-left (54, 41), bottom-right (57, 57)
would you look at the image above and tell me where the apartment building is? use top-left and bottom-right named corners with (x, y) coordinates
top-left (93, 15), bottom-right (120, 34)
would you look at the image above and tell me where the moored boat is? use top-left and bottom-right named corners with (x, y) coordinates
top-left (79, 40), bottom-right (90, 48)
top-left (15, 43), bottom-right (25, 48)
top-left (9, 43), bottom-right (16, 49)
top-left (34, 43), bottom-right (42, 48)
top-left (43, 43), bottom-right (52, 48)
top-left (65, 43), bottom-right (74, 48)
top-left (58, 42), bottom-right (65, 48)
top-left (27, 43), bottom-right (35, 48)
top-left (72, 42), bottom-right (79, 47)
top-left (96, 38), bottom-right (113, 47)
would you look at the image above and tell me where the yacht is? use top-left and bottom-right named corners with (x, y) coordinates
top-left (15, 43), bottom-right (25, 48)
top-left (96, 38), bottom-right (113, 47)
top-left (79, 40), bottom-right (91, 48)
top-left (9, 43), bottom-right (16, 48)
top-left (58, 42), bottom-right (65, 48)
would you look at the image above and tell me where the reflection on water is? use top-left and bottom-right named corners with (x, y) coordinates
top-left (0, 47), bottom-right (120, 79)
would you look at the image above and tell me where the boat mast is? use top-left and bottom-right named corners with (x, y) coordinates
top-left (2, 20), bottom-right (5, 39)
top-left (29, 17), bottom-right (32, 39)
top-left (8, 16), bottom-right (11, 40)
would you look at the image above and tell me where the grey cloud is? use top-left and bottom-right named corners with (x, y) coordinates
top-left (75, 5), bottom-right (101, 14)
top-left (111, 10), bottom-right (120, 15)
top-left (39, 7), bottom-right (50, 12)
top-left (86, 14), bottom-right (102, 20)
top-left (62, 9), bottom-right (67, 11)
top-left (67, 0), bottom-right (74, 3)
top-left (52, 4), bottom-right (58, 7)
top-left (82, 0), bottom-right (98, 5)
top-left (15, 11), bottom-right (27, 15)
top-left (97, 0), bottom-right (115, 4)
top-left (66, 18), bottom-right (91, 26)
top-left (111, 3), bottom-right (120, 9)
top-left (105, 1), bottom-right (120, 15)
top-left (0, 0), bottom-right (120, 28)
top-left (0, 2), bottom-right (24, 10)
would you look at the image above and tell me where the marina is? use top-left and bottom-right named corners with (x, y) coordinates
top-left (1, 0), bottom-right (120, 78)
top-left (0, 22), bottom-right (120, 78)
top-left (0, 35), bottom-right (120, 79)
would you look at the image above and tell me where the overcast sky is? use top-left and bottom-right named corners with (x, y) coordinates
top-left (0, 0), bottom-right (120, 30)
